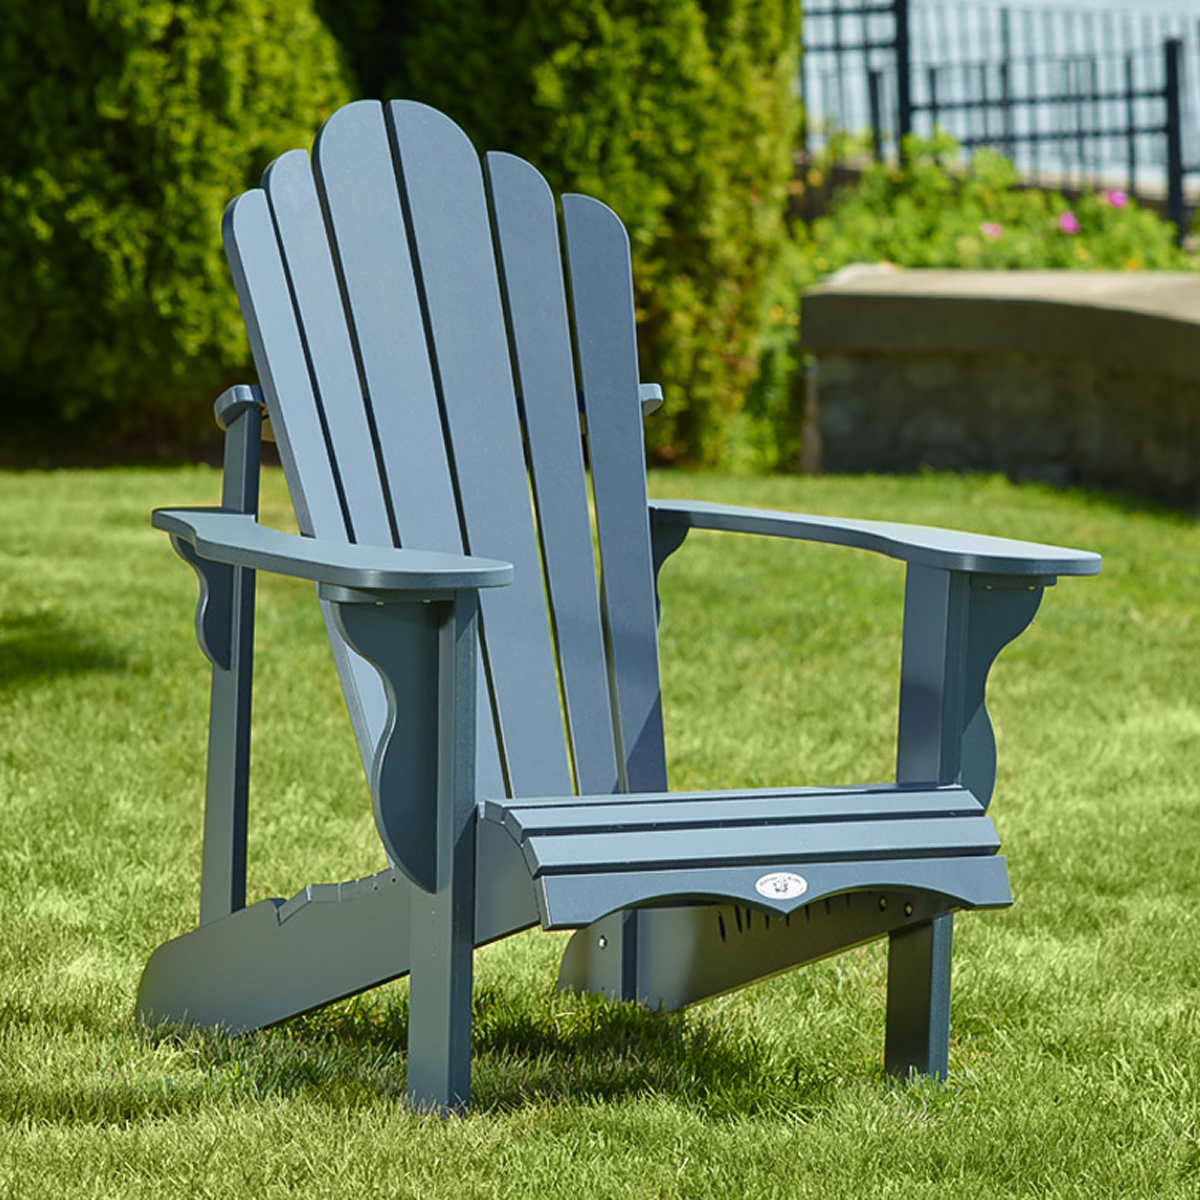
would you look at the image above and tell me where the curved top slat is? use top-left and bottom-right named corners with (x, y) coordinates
top-left (486, 151), bottom-right (620, 796)
top-left (313, 100), bottom-right (505, 802)
top-left (562, 195), bottom-right (666, 793)
top-left (312, 101), bottom-right (462, 554)
top-left (388, 101), bottom-right (571, 798)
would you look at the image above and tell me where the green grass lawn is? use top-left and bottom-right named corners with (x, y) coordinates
top-left (1, 465), bottom-right (1197, 1198)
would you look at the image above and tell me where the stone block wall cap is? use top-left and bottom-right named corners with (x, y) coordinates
top-left (801, 267), bottom-right (1200, 382)
top-left (825, 262), bottom-right (904, 286)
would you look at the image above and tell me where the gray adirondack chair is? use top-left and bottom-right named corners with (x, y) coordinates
top-left (137, 99), bottom-right (1101, 1114)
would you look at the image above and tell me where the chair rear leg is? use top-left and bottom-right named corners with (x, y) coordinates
top-left (884, 912), bottom-right (953, 1080)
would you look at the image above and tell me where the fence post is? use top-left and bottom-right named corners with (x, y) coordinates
top-left (894, 0), bottom-right (912, 155)
top-left (868, 69), bottom-right (885, 162)
top-left (979, 63), bottom-right (991, 147)
top-left (1125, 54), bottom-right (1137, 199)
top-left (1165, 38), bottom-right (1185, 244)
top-left (799, 36), bottom-right (809, 161)
top-left (1000, 9), bottom-right (1015, 159)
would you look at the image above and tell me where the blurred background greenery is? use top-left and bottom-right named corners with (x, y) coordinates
top-left (1, 0), bottom-right (1194, 469)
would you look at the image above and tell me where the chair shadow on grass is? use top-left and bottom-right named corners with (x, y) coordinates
top-left (118, 981), bottom-right (847, 1122)
top-left (0, 611), bottom-right (128, 690)
top-left (1, 982), bottom-right (853, 1127)
top-left (465, 983), bottom-right (845, 1117)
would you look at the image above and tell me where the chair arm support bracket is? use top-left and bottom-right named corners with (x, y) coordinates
top-left (650, 520), bottom-right (689, 621)
top-left (170, 535), bottom-right (236, 670)
top-left (897, 564), bottom-right (1045, 806)
top-left (328, 593), bottom-right (479, 895)
top-left (639, 383), bottom-right (663, 415)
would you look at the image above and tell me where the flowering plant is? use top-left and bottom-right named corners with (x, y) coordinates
top-left (791, 134), bottom-right (1194, 278)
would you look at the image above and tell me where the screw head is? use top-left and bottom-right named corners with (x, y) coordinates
top-left (598, 935), bottom-right (608, 949)
top-left (904, 902), bottom-right (914, 917)
top-left (878, 897), bottom-right (888, 911)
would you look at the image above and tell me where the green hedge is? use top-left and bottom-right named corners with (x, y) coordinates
top-left (0, 0), bottom-right (352, 456)
top-left (3, 1), bottom-right (799, 465)
top-left (360, 0), bottom-right (802, 466)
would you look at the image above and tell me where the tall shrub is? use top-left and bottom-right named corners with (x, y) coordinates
top-left (334, 0), bottom-right (801, 466)
top-left (0, 1), bottom-right (352, 455)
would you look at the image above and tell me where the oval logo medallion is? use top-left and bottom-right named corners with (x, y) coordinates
top-left (755, 871), bottom-right (808, 900)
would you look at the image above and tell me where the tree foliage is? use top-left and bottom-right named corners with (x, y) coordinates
top-left (353, 0), bottom-right (802, 465)
top-left (3, 1), bottom-right (799, 464)
top-left (0, 0), bottom-right (352, 454)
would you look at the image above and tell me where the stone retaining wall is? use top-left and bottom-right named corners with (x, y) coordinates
top-left (801, 266), bottom-right (1200, 504)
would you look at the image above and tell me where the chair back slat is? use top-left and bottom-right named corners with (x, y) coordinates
top-left (561, 195), bottom-right (667, 793)
top-left (485, 151), bottom-right (620, 796)
top-left (225, 101), bottom-right (668, 811)
top-left (310, 102), bottom-right (461, 552)
top-left (388, 101), bottom-right (571, 798)
top-left (310, 100), bottom-right (506, 801)
top-left (262, 149), bottom-right (393, 547)
top-left (259, 145), bottom-right (407, 770)
top-left (223, 188), bottom-right (388, 764)
top-left (223, 190), bottom-right (346, 542)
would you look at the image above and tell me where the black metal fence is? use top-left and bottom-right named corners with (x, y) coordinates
top-left (800, 0), bottom-right (1200, 237)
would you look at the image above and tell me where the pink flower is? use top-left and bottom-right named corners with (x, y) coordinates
top-left (1102, 189), bottom-right (1129, 208)
top-left (1058, 210), bottom-right (1080, 234)
top-left (980, 221), bottom-right (1003, 239)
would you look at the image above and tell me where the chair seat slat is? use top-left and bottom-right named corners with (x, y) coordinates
top-left (522, 816), bottom-right (1002, 877)
top-left (487, 784), bottom-right (983, 840)
top-left (495, 781), bottom-right (970, 811)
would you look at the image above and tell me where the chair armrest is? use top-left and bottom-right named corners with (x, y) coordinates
top-left (153, 507), bottom-right (513, 594)
top-left (649, 499), bottom-right (1100, 578)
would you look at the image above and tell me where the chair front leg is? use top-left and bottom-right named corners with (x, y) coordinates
top-left (888, 563), bottom-right (1046, 1078)
top-left (330, 589), bottom-right (480, 1115)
